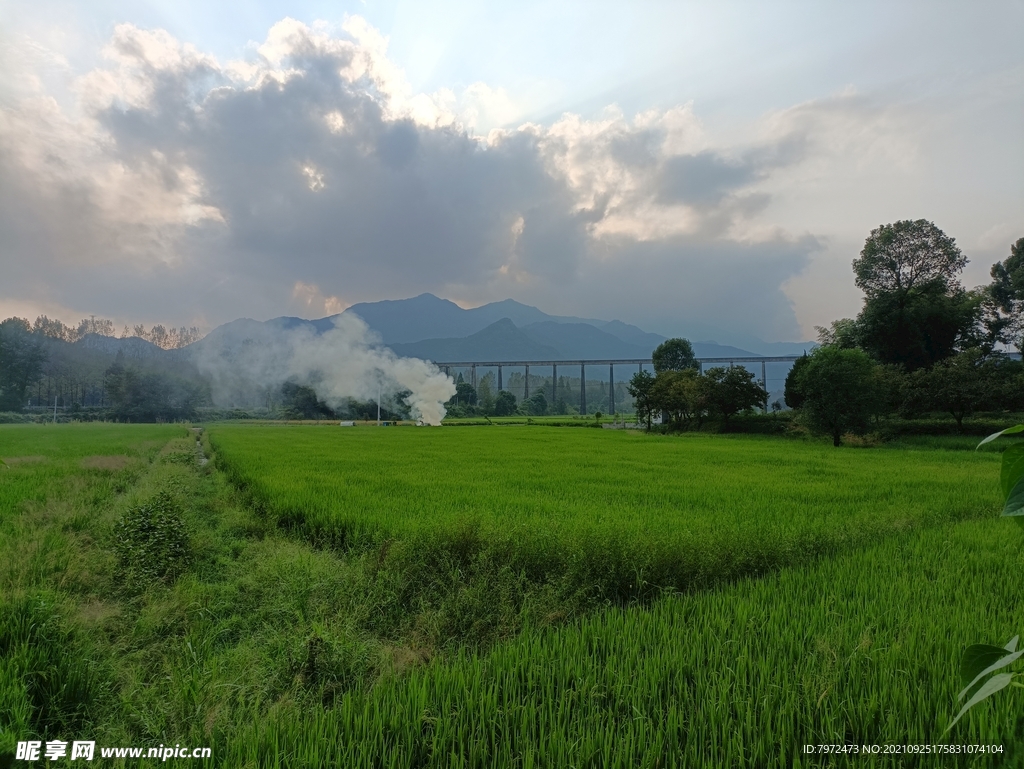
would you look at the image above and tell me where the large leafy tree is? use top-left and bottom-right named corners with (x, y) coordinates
top-left (853, 220), bottom-right (978, 370)
top-left (793, 346), bottom-right (878, 446)
top-left (700, 366), bottom-right (767, 424)
top-left (0, 317), bottom-right (46, 412)
top-left (650, 369), bottom-right (704, 429)
top-left (652, 338), bottom-right (698, 373)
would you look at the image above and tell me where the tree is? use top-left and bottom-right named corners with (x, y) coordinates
top-left (857, 280), bottom-right (980, 371)
top-left (280, 381), bottom-right (336, 420)
top-left (477, 373), bottom-right (496, 414)
top-left (650, 369), bottom-right (703, 429)
top-left (453, 381), bottom-right (477, 407)
top-left (853, 220), bottom-right (978, 370)
top-left (627, 370), bottom-right (657, 430)
top-left (104, 354), bottom-right (206, 422)
top-left (854, 219), bottom-right (966, 297)
top-left (984, 237), bottom-right (1024, 351)
top-left (700, 366), bottom-right (767, 425)
top-left (652, 338), bottom-right (698, 373)
top-left (914, 348), bottom-right (1000, 432)
top-left (0, 318), bottom-right (46, 412)
top-left (794, 346), bottom-right (878, 446)
top-left (524, 390), bottom-right (548, 416)
top-left (494, 390), bottom-right (517, 416)
top-left (784, 354), bottom-right (810, 409)
top-left (814, 318), bottom-right (860, 349)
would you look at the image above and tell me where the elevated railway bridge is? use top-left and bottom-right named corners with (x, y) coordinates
top-left (433, 356), bottom-right (803, 415)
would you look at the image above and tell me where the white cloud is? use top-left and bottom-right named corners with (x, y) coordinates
top-left (3, 15), bottom-right (942, 343)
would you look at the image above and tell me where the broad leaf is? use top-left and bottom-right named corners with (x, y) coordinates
top-left (1000, 444), bottom-right (1024, 501)
top-left (977, 424), bottom-right (1024, 449)
top-left (960, 644), bottom-right (1014, 688)
top-left (1006, 635), bottom-right (1020, 653)
top-left (1003, 477), bottom-right (1024, 519)
top-left (946, 673), bottom-right (1015, 734)
top-left (959, 648), bottom-right (1024, 701)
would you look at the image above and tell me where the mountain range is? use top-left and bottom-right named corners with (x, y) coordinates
top-left (66, 293), bottom-right (815, 363)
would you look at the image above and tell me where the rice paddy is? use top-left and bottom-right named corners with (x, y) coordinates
top-left (2, 422), bottom-right (1022, 767)
top-left (209, 424), bottom-right (1001, 599)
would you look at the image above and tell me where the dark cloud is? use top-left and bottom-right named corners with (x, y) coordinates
top-left (0, 20), bottom-right (816, 343)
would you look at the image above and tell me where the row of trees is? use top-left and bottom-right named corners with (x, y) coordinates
top-left (0, 316), bottom-right (211, 419)
top-left (786, 223), bottom-right (1024, 444)
top-left (30, 314), bottom-right (202, 350)
top-left (627, 338), bottom-right (768, 430)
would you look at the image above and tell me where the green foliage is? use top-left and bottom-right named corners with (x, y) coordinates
top-left (852, 220), bottom-right (978, 371)
top-left (453, 381), bottom-right (477, 407)
top-left (783, 353), bottom-right (809, 409)
top-left (699, 366), bottom-right (766, 423)
top-left (791, 346), bottom-right (878, 446)
top-left (280, 381), bottom-right (336, 420)
top-left (493, 389), bottom-right (517, 416)
top-left (221, 518), bottom-right (1023, 767)
top-left (2, 423), bottom-right (1020, 767)
top-left (649, 368), bottom-right (703, 429)
top-left (626, 370), bottom-right (656, 429)
top-left (0, 595), bottom-right (101, 754)
top-left (0, 318), bottom-right (46, 412)
top-left (112, 491), bottom-right (192, 591)
top-left (104, 353), bottom-right (207, 422)
top-left (522, 390), bottom-right (547, 416)
top-left (651, 337), bottom-right (697, 373)
top-left (854, 219), bottom-right (967, 297)
top-left (983, 237), bottom-right (1024, 351)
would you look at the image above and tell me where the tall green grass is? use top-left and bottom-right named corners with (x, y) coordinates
top-left (211, 426), bottom-right (1001, 599)
top-left (223, 517), bottom-right (1024, 768)
top-left (0, 423), bottom-right (185, 520)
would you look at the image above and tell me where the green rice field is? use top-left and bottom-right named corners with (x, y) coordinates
top-left (210, 425), bottom-right (1001, 599)
top-left (2, 422), bottom-right (1023, 767)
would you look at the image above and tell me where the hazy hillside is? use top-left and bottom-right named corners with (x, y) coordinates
top-left (169, 293), bottom-right (796, 363)
top-left (389, 319), bottom-right (562, 362)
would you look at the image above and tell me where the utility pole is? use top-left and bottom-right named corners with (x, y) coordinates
top-left (377, 380), bottom-right (381, 426)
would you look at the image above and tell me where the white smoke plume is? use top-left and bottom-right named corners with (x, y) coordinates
top-left (191, 313), bottom-right (455, 425)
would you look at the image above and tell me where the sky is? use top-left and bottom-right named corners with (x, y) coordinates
top-left (1, 0), bottom-right (1021, 346)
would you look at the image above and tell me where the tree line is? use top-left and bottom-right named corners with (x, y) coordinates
top-left (626, 338), bottom-right (768, 431)
top-left (784, 222), bottom-right (1024, 445)
top-left (0, 315), bottom-right (207, 420)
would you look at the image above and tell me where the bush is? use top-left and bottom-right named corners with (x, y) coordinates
top-left (112, 492), bottom-right (192, 591)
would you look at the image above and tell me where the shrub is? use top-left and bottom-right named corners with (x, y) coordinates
top-left (112, 492), bottom-right (192, 590)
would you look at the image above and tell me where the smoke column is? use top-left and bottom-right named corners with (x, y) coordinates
top-left (193, 313), bottom-right (455, 425)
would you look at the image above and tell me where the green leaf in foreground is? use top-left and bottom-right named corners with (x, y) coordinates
top-left (977, 424), bottom-right (1024, 448)
top-left (1004, 477), bottom-right (1024, 521)
top-left (1000, 444), bottom-right (1024, 501)
top-left (946, 673), bottom-right (1016, 734)
top-left (960, 643), bottom-right (1015, 688)
top-left (959, 647), bottom-right (1023, 701)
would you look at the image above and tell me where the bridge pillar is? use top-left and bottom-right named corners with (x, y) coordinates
top-left (472, 364), bottom-right (477, 389)
top-left (524, 365), bottom-right (530, 400)
top-left (498, 365), bottom-right (502, 391)
top-left (609, 364), bottom-right (614, 414)
top-left (552, 364), bottom-right (557, 410)
top-left (580, 363), bottom-right (586, 415)
top-left (761, 360), bottom-right (767, 412)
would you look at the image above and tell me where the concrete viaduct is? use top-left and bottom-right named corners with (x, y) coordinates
top-left (434, 356), bottom-right (802, 415)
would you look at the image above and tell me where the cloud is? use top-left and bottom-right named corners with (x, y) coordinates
top-left (0, 17), bottom-right (825, 342)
